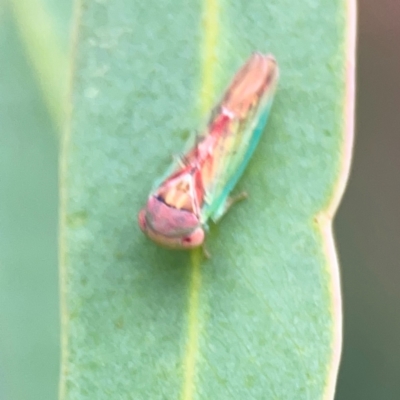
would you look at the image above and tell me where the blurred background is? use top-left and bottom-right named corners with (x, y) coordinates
top-left (0, 0), bottom-right (398, 399)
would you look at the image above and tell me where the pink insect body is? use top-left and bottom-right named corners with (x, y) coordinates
top-left (138, 53), bottom-right (279, 249)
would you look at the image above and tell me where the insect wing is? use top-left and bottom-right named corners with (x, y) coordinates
top-left (200, 53), bottom-right (279, 222)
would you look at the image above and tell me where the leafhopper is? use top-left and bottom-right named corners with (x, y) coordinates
top-left (138, 53), bottom-right (279, 250)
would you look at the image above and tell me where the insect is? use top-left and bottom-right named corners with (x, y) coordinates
top-left (138, 52), bottom-right (279, 251)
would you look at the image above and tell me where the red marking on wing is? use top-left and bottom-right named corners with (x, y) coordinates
top-left (156, 113), bottom-right (233, 215)
top-left (155, 53), bottom-right (278, 216)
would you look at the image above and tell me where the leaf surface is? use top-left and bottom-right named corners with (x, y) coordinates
top-left (0, 9), bottom-right (62, 399)
top-left (61, 0), bottom-right (356, 398)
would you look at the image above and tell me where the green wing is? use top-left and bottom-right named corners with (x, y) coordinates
top-left (201, 97), bottom-right (276, 223)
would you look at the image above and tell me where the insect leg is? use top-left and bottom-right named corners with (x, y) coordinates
top-left (202, 243), bottom-right (211, 259)
top-left (212, 191), bottom-right (248, 223)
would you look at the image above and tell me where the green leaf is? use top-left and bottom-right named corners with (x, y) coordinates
top-left (0, 1), bottom-right (71, 399)
top-left (9, 0), bottom-right (70, 127)
top-left (61, 0), bottom-right (356, 399)
top-left (0, 9), bottom-right (60, 400)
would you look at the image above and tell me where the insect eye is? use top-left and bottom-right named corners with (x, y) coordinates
top-left (182, 237), bottom-right (191, 243)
